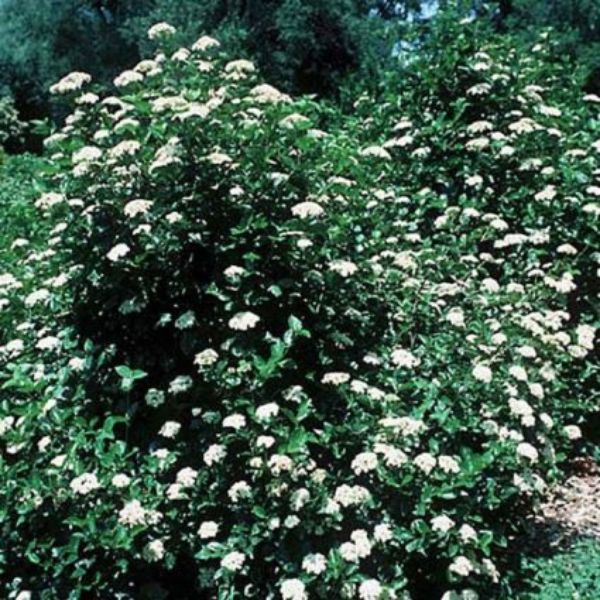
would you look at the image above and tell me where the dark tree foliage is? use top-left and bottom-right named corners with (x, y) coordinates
top-left (486, 0), bottom-right (600, 92)
top-left (0, 0), bottom-right (419, 137)
top-left (116, 0), bottom-right (405, 97)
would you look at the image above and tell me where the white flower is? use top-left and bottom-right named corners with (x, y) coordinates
top-left (529, 383), bottom-right (544, 399)
top-left (481, 558), bottom-right (500, 582)
top-left (459, 524), bottom-right (477, 543)
top-left (224, 265), bottom-right (245, 279)
top-left (509, 365), bottom-right (528, 382)
top-left (223, 414), bottom-right (246, 430)
top-left (111, 473), bottom-right (131, 488)
top-left (467, 82), bottom-right (492, 96)
top-left (302, 553), bottom-right (327, 575)
top-left (279, 113), bottom-right (310, 129)
top-left (564, 425), bottom-right (582, 440)
top-left (68, 357), bottom-right (86, 371)
top-left (321, 372), bottom-right (350, 385)
top-left (333, 484), bottom-right (370, 507)
top-left (360, 146), bottom-right (392, 160)
top-left (465, 174), bottom-right (484, 187)
top-left (221, 551), bottom-right (246, 571)
top-left (225, 59), bottom-right (255, 74)
top-left (447, 308), bottom-right (465, 327)
top-left (280, 579), bottom-right (307, 600)
top-left (228, 481), bottom-right (252, 503)
top-left (374, 443), bottom-right (407, 468)
top-left (70, 472), bottom-right (100, 495)
top-left (76, 92), bottom-right (99, 105)
top-left (50, 71), bottom-right (91, 95)
top-left (192, 35), bottom-right (221, 52)
top-left (167, 483), bottom-right (185, 501)
top-left (391, 348), bottom-right (421, 369)
top-left (291, 201), bottom-right (325, 219)
top-left (379, 416), bottom-right (426, 436)
top-left (431, 515), bottom-right (455, 533)
top-left (535, 185), bottom-right (557, 202)
top-left (539, 105), bottom-right (561, 117)
top-left (107, 243), bottom-right (130, 262)
top-left (374, 523), bottom-right (393, 543)
top-left (268, 454), bottom-right (294, 475)
top-left (114, 70), bottom-right (143, 88)
top-left (251, 83), bottom-right (291, 104)
top-left (118, 500), bottom-right (147, 527)
top-left (256, 435), bottom-right (276, 449)
top-left (414, 452), bottom-right (436, 474)
top-left (290, 488), bottom-right (310, 511)
top-left (206, 152), bottom-right (233, 165)
top-left (169, 375), bottom-right (193, 395)
top-left (517, 345), bottom-right (537, 358)
top-left (124, 199), bottom-right (153, 218)
top-left (350, 531), bottom-right (372, 561)
top-left (73, 146), bottom-right (102, 164)
top-left (198, 521), bottom-right (219, 539)
top-left (516, 442), bottom-right (539, 463)
top-left (194, 348), bottom-right (219, 368)
top-left (176, 467), bottom-right (198, 487)
top-left (466, 137), bottom-right (490, 151)
top-left (24, 288), bottom-right (50, 307)
top-left (329, 260), bottom-right (358, 277)
top-left (148, 22), bottom-right (176, 40)
top-left (472, 364), bottom-right (492, 383)
top-left (159, 421), bottom-right (181, 438)
top-left (467, 120), bottom-right (493, 134)
top-left (358, 579), bottom-right (383, 600)
top-left (256, 402), bottom-right (280, 420)
top-left (577, 324), bottom-right (596, 349)
top-left (204, 444), bottom-right (226, 466)
top-left (0, 272), bottom-right (20, 289)
top-left (438, 456), bottom-right (460, 474)
top-left (228, 311), bottom-right (260, 331)
top-left (143, 539), bottom-right (165, 562)
top-left (36, 335), bottom-right (61, 351)
top-left (50, 454), bottom-right (66, 468)
top-left (166, 211), bottom-right (183, 224)
top-left (481, 278), bottom-right (500, 293)
top-left (449, 556), bottom-right (474, 577)
top-left (339, 542), bottom-right (359, 562)
top-left (351, 452), bottom-right (378, 475)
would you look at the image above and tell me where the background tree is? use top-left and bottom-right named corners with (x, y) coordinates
top-left (485, 0), bottom-right (600, 91)
top-left (0, 0), bottom-right (417, 136)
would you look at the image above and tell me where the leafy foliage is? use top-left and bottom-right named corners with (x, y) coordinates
top-left (0, 0), bottom-right (405, 129)
top-left (0, 12), bottom-right (598, 600)
top-left (513, 538), bottom-right (600, 599)
top-left (0, 96), bottom-right (25, 151)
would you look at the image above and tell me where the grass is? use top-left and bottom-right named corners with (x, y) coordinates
top-left (507, 537), bottom-right (600, 599)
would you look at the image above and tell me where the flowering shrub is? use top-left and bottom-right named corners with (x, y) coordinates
top-left (0, 16), bottom-right (598, 600)
top-left (0, 95), bottom-right (24, 150)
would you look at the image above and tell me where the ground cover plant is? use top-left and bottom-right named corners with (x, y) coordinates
top-left (0, 10), bottom-right (598, 600)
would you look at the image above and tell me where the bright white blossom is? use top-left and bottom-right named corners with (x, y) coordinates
top-left (228, 311), bottom-right (260, 331)
top-left (280, 579), bottom-right (307, 600)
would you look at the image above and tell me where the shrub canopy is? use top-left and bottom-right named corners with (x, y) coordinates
top-left (0, 14), bottom-right (598, 600)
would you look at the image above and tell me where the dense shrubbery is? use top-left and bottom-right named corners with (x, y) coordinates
top-left (0, 96), bottom-right (24, 150)
top-left (0, 13), bottom-right (598, 599)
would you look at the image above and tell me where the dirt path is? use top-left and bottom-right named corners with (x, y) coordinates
top-left (526, 461), bottom-right (600, 550)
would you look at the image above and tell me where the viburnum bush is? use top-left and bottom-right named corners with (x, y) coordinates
top-left (0, 14), bottom-right (598, 600)
top-left (0, 95), bottom-right (24, 151)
